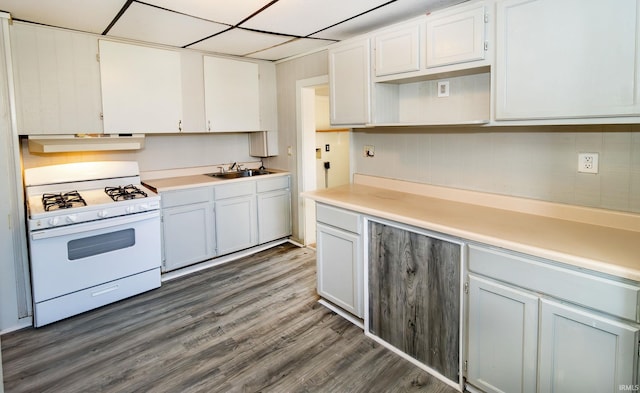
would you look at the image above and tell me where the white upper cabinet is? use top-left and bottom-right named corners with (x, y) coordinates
top-left (99, 40), bottom-right (183, 133)
top-left (374, 20), bottom-right (421, 77)
top-left (329, 38), bottom-right (371, 126)
top-left (11, 23), bottom-right (103, 135)
top-left (496, 0), bottom-right (640, 120)
top-left (179, 51), bottom-right (206, 132)
top-left (203, 56), bottom-right (261, 132)
top-left (426, 2), bottom-right (487, 68)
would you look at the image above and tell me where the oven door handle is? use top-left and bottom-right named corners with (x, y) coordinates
top-left (30, 211), bottom-right (160, 240)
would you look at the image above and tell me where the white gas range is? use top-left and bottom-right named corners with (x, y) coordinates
top-left (24, 161), bottom-right (162, 327)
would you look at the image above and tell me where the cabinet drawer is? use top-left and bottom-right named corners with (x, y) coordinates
top-left (316, 203), bottom-right (361, 234)
top-left (257, 176), bottom-right (289, 193)
top-left (215, 181), bottom-right (256, 200)
top-left (161, 187), bottom-right (213, 208)
top-left (468, 244), bottom-right (640, 322)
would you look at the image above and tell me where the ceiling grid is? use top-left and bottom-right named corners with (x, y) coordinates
top-left (0, 0), bottom-right (468, 61)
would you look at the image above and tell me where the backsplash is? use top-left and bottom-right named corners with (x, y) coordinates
top-left (351, 124), bottom-right (640, 214)
top-left (21, 133), bottom-right (254, 172)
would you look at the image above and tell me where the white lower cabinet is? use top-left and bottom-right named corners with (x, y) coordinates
top-left (214, 181), bottom-right (258, 255)
top-left (538, 299), bottom-right (639, 393)
top-left (257, 176), bottom-right (291, 244)
top-left (466, 244), bottom-right (640, 393)
top-left (158, 175), bottom-right (291, 272)
top-left (316, 204), bottom-right (363, 318)
top-left (160, 187), bottom-right (215, 272)
top-left (467, 274), bottom-right (539, 393)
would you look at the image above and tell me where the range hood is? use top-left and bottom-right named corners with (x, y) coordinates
top-left (27, 134), bottom-right (145, 153)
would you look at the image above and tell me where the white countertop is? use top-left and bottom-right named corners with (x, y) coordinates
top-left (303, 175), bottom-right (640, 282)
top-left (142, 170), bottom-right (289, 193)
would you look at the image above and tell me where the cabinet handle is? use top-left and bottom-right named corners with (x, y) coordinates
top-left (207, 120), bottom-right (211, 131)
top-left (178, 120), bottom-right (182, 132)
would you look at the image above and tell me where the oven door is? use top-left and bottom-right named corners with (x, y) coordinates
top-left (29, 211), bottom-right (161, 303)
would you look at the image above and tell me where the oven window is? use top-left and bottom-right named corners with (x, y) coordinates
top-left (67, 228), bottom-right (135, 260)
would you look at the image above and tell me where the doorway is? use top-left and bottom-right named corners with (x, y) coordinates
top-left (296, 76), bottom-right (325, 247)
top-left (296, 76), bottom-right (350, 247)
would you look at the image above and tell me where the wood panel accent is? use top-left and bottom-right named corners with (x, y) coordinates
top-left (1, 244), bottom-right (457, 393)
top-left (369, 221), bottom-right (461, 383)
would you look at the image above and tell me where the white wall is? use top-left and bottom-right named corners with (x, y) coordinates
top-left (0, 16), bottom-right (30, 333)
top-left (21, 133), bottom-right (255, 171)
top-left (315, 131), bottom-right (350, 189)
top-left (352, 125), bottom-right (640, 213)
top-left (315, 95), bottom-right (349, 189)
top-left (271, 51), bottom-right (329, 241)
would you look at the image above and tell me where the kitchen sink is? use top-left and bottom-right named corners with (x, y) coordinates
top-left (205, 169), bottom-right (274, 179)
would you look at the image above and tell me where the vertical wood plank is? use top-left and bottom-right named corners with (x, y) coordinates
top-left (368, 221), bottom-right (461, 383)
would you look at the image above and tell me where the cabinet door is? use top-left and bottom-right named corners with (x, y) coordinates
top-left (180, 51), bottom-right (206, 132)
top-left (11, 23), bottom-right (103, 135)
top-left (316, 223), bottom-right (362, 317)
top-left (203, 56), bottom-right (260, 132)
top-left (426, 4), bottom-right (486, 68)
top-left (496, 0), bottom-right (640, 120)
top-left (257, 189), bottom-right (291, 244)
top-left (99, 40), bottom-right (183, 133)
top-left (374, 21), bottom-right (421, 76)
top-left (368, 221), bottom-right (461, 383)
top-left (539, 299), bottom-right (639, 393)
top-left (162, 202), bottom-right (215, 272)
top-left (215, 195), bottom-right (258, 255)
top-left (329, 38), bottom-right (371, 125)
top-left (466, 274), bottom-right (538, 393)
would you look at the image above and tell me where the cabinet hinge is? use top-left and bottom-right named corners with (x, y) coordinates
top-left (484, 13), bottom-right (489, 23)
top-left (464, 281), bottom-right (469, 294)
top-left (484, 41), bottom-right (488, 51)
top-left (96, 53), bottom-right (100, 62)
top-left (463, 360), bottom-right (468, 372)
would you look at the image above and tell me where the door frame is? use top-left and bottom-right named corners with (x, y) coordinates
top-left (295, 75), bottom-right (328, 246)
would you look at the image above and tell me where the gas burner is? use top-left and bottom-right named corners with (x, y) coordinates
top-left (105, 184), bottom-right (148, 201)
top-left (42, 191), bottom-right (87, 211)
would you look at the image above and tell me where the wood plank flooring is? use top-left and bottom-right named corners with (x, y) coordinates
top-left (2, 244), bottom-right (458, 393)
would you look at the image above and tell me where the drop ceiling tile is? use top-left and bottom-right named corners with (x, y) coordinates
top-left (310, 0), bottom-right (467, 40)
top-left (108, 2), bottom-right (228, 47)
top-left (189, 28), bottom-right (291, 56)
top-left (0, 0), bottom-right (123, 34)
top-left (247, 37), bottom-right (334, 61)
top-left (142, 0), bottom-right (275, 25)
top-left (241, 0), bottom-right (390, 37)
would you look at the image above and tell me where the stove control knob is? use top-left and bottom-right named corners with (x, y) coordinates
top-left (66, 215), bottom-right (77, 223)
top-left (98, 210), bottom-right (109, 218)
top-left (125, 206), bottom-right (136, 214)
top-left (48, 217), bottom-right (60, 226)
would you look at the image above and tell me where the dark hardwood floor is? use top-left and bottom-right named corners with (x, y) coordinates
top-left (2, 243), bottom-right (459, 393)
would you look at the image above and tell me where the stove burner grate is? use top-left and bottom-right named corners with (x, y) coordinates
top-left (105, 184), bottom-right (148, 201)
top-left (42, 191), bottom-right (87, 211)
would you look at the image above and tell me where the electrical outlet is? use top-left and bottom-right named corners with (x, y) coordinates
top-left (437, 81), bottom-right (450, 97)
top-left (364, 145), bottom-right (375, 157)
top-left (578, 152), bottom-right (599, 174)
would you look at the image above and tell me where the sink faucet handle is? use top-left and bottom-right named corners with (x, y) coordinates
top-left (228, 162), bottom-right (237, 171)
top-left (217, 166), bottom-right (225, 173)
top-left (237, 163), bottom-right (244, 171)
